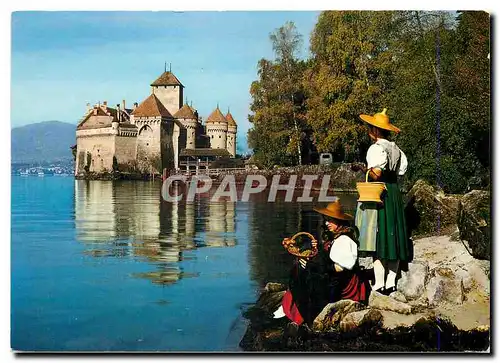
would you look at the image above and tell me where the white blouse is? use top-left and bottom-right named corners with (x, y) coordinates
top-left (329, 235), bottom-right (358, 270)
top-left (366, 139), bottom-right (408, 176)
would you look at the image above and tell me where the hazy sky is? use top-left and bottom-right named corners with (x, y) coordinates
top-left (11, 11), bottom-right (320, 152)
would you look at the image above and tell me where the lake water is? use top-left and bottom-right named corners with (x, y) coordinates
top-left (11, 176), bottom-right (357, 351)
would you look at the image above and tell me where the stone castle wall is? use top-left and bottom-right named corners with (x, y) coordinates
top-left (152, 86), bottom-right (183, 115)
top-left (207, 121), bottom-right (228, 150)
top-left (227, 125), bottom-right (237, 157)
top-left (114, 134), bottom-right (137, 166)
top-left (76, 131), bottom-right (116, 173)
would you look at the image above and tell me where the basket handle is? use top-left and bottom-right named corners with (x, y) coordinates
top-left (291, 231), bottom-right (316, 241)
top-left (365, 170), bottom-right (370, 183)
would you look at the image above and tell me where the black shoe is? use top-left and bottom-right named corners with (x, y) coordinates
top-left (383, 286), bottom-right (396, 296)
top-left (374, 286), bottom-right (385, 294)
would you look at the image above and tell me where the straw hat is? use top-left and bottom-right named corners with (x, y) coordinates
top-left (313, 199), bottom-right (353, 221)
top-left (359, 108), bottom-right (401, 133)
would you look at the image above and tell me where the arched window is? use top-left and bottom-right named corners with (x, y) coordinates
top-left (139, 125), bottom-right (153, 136)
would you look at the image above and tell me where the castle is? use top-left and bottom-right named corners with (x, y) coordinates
top-left (75, 68), bottom-right (237, 175)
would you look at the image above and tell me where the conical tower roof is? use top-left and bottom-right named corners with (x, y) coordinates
top-left (174, 103), bottom-right (197, 119)
top-left (132, 94), bottom-right (173, 118)
top-left (206, 106), bottom-right (227, 123)
top-left (150, 71), bottom-right (184, 87)
top-left (225, 111), bottom-right (237, 126)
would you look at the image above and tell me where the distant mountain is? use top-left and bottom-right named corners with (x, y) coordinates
top-left (11, 121), bottom-right (76, 164)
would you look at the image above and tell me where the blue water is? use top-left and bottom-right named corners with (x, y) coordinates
top-left (11, 176), bottom-right (357, 351)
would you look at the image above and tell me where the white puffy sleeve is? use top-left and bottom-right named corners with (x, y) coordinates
top-left (398, 149), bottom-right (408, 176)
top-left (366, 144), bottom-right (388, 170)
top-left (329, 235), bottom-right (358, 270)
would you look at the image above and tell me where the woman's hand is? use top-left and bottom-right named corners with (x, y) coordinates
top-left (368, 167), bottom-right (382, 181)
top-left (351, 162), bottom-right (367, 173)
top-left (281, 237), bottom-right (292, 248)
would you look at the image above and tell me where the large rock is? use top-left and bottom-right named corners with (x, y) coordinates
top-left (368, 291), bottom-right (413, 314)
top-left (389, 291), bottom-right (408, 303)
top-left (397, 260), bottom-right (429, 300)
top-left (256, 289), bottom-right (285, 314)
top-left (426, 267), bottom-right (464, 306)
top-left (339, 309), bottom-right (383, 331)
top-left (378, 310), bottom-right (433, 330)
top-left (405, 180), bottom-right (461, 236)
top-left (264, 282), bottom-right (287, 293)
top-left (458, 190), bottom-right (490, 260)
top-left (312, 299), bottom-right (365, 332)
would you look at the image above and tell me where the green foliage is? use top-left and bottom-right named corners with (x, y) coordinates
top-left (247, 22), bottom-right (308, 168)
top-left (70, 145), bottom-right (77, 161)
top-left (390, 11), bottom-right (490, 193)
top-left (112, 156), bottom-right (119, 172)
top-left (304, 11), bottom-right (400, 162)
top-left (248, 11), bottom-right (490, 193)
top-left (85, 152), bottom-right (91, 173)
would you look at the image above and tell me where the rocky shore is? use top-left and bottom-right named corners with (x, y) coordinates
top-left (240, 181), bottom-right (491, 352)
top-left (240, 234), bottom-right (490, 352)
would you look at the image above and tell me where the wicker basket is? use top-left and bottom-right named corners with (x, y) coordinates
top-left (356, 170), bottom-right (386, 204)
top-left (282, 232), bottom-right (318, 258)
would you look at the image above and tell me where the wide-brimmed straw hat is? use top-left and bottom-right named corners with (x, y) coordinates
top-left (359, 108), bottom-right (401, 133)
top-left (313, 199), bottom-right (353, 221)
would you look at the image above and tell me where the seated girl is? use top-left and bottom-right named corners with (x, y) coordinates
top-left (274, 199), bottom-right (369, 325)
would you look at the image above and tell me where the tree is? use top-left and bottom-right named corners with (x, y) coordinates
top-left (389, 11), bottom-right (490, 192)
top-left (112, 155), bottom-right (119, 172)
top-left (270, 21), bottom-right (305, 165)
top-left (85, 152), bottom-right (92, 173)
top-left (248, 22), bottom-right (307, 168)
top-left (303, 11), bottom-right (398, 162)
top-left (453, 11), bottom-right (490, 171)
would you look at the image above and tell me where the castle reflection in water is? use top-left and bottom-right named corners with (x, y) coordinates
top-left (74, 180), bottom-right (237, 286)
top-left (74, 180), bottom-right (358, 289)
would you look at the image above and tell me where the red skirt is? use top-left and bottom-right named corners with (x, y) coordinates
top-left (282, 273), bottom-right (369, 325)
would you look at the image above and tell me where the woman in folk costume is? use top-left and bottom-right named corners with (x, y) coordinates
top-left (354, 108), bottom-right (410, 295)
top-left (273, 199), bottom-right (369, 325)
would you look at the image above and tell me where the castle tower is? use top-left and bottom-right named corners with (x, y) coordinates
top-left (174, 103), bottom-right (198, 150)
top-left (131, 93), bottom-right (175, 171)
top-left (206, 106), bottom-right (228, 150)
top-left (225, 109), bottom-right (237, 158)
top-left (150, 67), bottom-right (184, 116)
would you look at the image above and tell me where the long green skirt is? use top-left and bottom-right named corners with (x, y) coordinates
top-left (376, 182), bottom-right (411, 261)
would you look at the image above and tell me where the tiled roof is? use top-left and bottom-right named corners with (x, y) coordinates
top-left (77, 106), bottom-right (115, 130)
top-left (174, 103), bottom-right (197, 119)
top-left (179, 148), bottom-right (231, 157)
top-left (77, 105), bottom-right (136, 130)
top-left (225, 111), bottom-right (237, 126)
top-left (132, 94), bottom-right (173, 118)
top-left (150, 71), bottom-right (184, 87)
top-left (206, 107), bottom-right (227, 123)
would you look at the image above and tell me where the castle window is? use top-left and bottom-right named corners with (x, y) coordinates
top-left (219, 135), bottom-right (221, 138)
top-left (211, 135), bottom-right (214, 139)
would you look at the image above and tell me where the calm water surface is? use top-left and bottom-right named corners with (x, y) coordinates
top-left (11, 176), bottom-right (356, 351)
